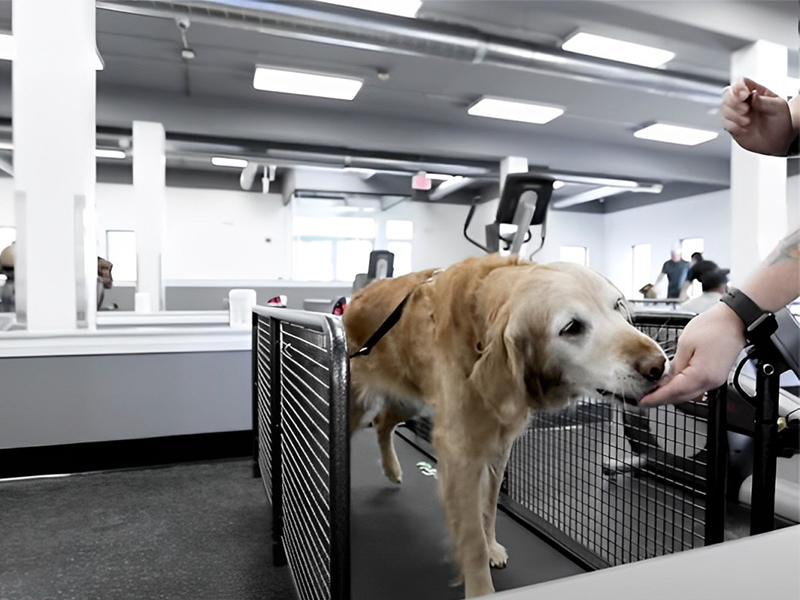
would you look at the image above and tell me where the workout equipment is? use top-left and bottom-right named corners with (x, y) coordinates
top-left (464, 174), bottom-right (554, 257)
top-left (252, 307), bottom-right (790, 600)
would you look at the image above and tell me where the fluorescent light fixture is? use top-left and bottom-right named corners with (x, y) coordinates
top-left (344, 167), bottom-right (377, 179)
top-left (552, 180), bottom-right (565, 190)
top-left (253, 66), bottom-right (362, 101)
top-left (468, 97), bottom-right (564, 125)
top-left (634, 123), bottom-right (718, 146)
top-left (0, 32), bottom-right (104, 70)
top-left (211, 157), bottom-right (249, 168)
top-left (0, 142), bottom-right (12, 151)
top-left (428, 173), bottom-right (456, 181)
top-left (95, 148), bottom-right (125, 159)
top-left (562, 32), bottom-right (675, 68)
top-left (313, 0), bottom-right (421, 18)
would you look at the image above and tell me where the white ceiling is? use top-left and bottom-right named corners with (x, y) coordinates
top-left (0, 0), bottom-right (796, 209)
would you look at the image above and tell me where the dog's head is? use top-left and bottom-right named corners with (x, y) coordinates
top-left (470, 262), bottom-right (667, 415)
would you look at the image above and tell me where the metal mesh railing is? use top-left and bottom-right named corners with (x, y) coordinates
top-left (253, 307), bottom-right (350, 600)
top-left (502, 311), bottom-right (726, 569)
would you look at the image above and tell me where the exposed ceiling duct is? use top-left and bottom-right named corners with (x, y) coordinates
top-left (96, 0), bottom-right (727, 105)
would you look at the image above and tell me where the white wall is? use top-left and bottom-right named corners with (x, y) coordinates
top-left (604, 189), bottom-right (732, 298)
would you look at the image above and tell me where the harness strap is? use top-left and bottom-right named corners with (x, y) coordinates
top-left (349, 292), bottom-right (413, 359)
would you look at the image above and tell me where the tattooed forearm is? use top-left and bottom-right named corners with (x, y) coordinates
top-left (765, 228), bottom-right (800, 267)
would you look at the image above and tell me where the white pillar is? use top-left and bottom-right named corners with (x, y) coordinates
top-left (133, 121), bottom-right (166, 312)
top-left (499, 156), bottom-right (529, 196)
top-left (730, 41), bottom-right (788, 284)
top-left (13, 0), bottom-right (97, 330)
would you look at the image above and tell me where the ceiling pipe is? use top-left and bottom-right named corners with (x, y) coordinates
top-left (96, 0), bottom-right (727, 105)
top-left (552, 182), bottom-right (663, 209)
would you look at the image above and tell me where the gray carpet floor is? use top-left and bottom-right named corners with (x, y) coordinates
top-left (0, 460), bottom-right (295, 600)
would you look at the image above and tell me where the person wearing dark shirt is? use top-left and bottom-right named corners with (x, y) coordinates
top-left (654, 247), bottom-right (689, 298)
top-left (679, 252), bottom-right (719, 300)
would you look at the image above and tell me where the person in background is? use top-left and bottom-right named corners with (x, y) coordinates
top-left (641, 77), bottom-right (799, 407)
top-left (679, 268), bottom-right (730, 314)
top-left (678, 252), bottom-right (720, 301)
top-left (0, 242), bottom-right (15, 312)
top-left (653, 245), bottom-right (689, 299)
top-left (97, 257), bottom-right (114, 310)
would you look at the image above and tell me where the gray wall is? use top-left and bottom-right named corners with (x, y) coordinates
top-left (0, 350), bottom-right (250, 450)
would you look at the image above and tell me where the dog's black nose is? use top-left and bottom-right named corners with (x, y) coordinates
top-left (638, 355), bottom-right (666, 382)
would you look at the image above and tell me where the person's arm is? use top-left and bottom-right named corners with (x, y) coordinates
top-left (722, 78), bottom-right (798, 156)
top-left (639, 228), bottom-right (800, 407)
top-left (678, 279), bottom-right (691, 301)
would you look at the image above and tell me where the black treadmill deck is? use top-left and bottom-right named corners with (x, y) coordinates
top-left (350, 431), bottom-right (586, 599)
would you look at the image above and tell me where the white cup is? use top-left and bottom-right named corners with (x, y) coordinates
top-left (229, 289), bottom-right (257, 328)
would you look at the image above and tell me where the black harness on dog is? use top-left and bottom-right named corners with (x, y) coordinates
top-left (348, 292), bottom-right (413, 359)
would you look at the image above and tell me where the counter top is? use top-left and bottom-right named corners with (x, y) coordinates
top-left (0, 321), bottom-right (251, 357)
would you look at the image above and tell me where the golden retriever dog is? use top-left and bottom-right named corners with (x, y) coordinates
top-left (343, 254), bottom-right (667, 598)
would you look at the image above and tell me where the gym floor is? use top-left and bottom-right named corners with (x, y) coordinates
top-left (0, 432), bottom-right (586, 600)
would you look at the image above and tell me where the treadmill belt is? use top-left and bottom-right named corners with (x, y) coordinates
top-left (350, 431), bottom-right (586, 600)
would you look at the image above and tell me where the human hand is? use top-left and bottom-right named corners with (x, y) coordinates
top-left (722, 78), bottom-right (794, 156)
top-left (638, 303), bottom-right (746, 407)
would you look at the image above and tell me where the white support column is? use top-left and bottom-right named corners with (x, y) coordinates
top-left (499, 156), bottom-right (529, 196)
top-left (730, 41), bottom-right (788, 284)
top-left (13, 0), bottom-right (97, 331)
top-left (133, 122), bottom-right (167, 312)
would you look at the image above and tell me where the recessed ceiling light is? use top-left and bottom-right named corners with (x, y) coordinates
top-left (211, 157), bottom-right (249, 168)
top-left (552, 180), bottom-right (565, 190)
top-left (562, 32), bottom-right (675, 68)
top-left (253, 66), bottom-right (363, 101)
top-left (468, 97), bottom-right (564, 125)
top-left (634, 123), bottom-right (718, 146)
top-left (95, 148), bottom-right (126, 159)
top-left (312, 0), bottom-right (421, 18)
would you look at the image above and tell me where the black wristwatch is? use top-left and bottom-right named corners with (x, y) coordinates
top-left (719, 288), bottom-right (778, 348)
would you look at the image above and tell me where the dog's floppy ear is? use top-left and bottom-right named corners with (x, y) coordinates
top-left (468, 301), bottom-right (528, 423)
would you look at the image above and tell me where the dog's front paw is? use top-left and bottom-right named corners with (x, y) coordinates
top-left (488, 541), bottom-right (508, 569)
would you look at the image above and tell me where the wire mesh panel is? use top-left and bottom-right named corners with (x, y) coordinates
top-left (253, 307), bottom-right (350, 600)
top-left (503, 311), bottom-right (724, 569)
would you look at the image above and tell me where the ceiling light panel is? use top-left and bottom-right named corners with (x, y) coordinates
top-left (95, 149), bottom-right (126, 159)
top-left (562, 32), bottom-right (675, 69)
top-left (313, 0), bottom-right (421, 18)
top-left (253, 67), bottom-right (363, 101)
top-left (468, 97), bottom-right (564, 125)
top-left (634, 123), bottom-right (718, 146)
top-left (211, 157), bottom-right (249, 168)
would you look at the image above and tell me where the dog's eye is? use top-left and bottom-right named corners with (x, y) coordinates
top-left (559, 319), bottom-right (585, 336)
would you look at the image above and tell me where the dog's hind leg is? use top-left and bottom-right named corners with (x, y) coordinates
top-left (373, 402), bottom-right (409, 483)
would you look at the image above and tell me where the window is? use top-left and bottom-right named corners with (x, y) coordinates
top-left (680, 237), bottom-right (704, 261)
top-left (386, 219), bottom-right (413, 276)
top-left (106, 230), bottom-right (137, 282)
top-left (632, 243), bottom-right (651, 298)
top-left (0, 226), bottom-right (15, 286)
top-left (559, 245), bottom-right (588, 266)
top-left (293, 216), bottom-right (376, 282)
top-left (0, 226), bottom-right (15, 252)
